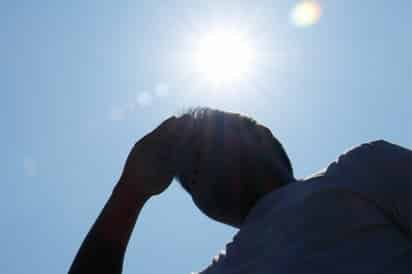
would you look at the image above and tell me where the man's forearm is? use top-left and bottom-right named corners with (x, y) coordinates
top-left (68, 180), bottom-right (150, 274)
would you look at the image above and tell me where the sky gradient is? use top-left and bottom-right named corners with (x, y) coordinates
top-left (1, 1), bottom-right (411, 274)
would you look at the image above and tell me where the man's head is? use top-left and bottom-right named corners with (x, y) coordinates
top-left (175, 107), bottom-right (294, 228)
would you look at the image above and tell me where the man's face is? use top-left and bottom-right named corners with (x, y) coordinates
top-left (178, 114), bottom-right (273, 227)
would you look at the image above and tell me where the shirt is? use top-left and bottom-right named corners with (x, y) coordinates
top-left (198, 140), bottom-right (412, 274)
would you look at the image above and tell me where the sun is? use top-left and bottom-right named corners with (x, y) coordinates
top-left (193, 29), bottom-right (256, 85)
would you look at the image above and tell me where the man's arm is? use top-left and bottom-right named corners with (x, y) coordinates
top-left (68, 181), bottom-right (149, 274)
top-left (68, 115), bottom-right (193, 274)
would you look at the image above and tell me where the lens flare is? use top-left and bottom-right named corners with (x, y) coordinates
top-left (290, 1), bottom-right (322, 27)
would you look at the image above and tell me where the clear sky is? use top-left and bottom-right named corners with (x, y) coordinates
top-left (1, 1), bottom-right (411, 273)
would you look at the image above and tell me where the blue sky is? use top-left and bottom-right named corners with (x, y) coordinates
top-left (1, 1), bottom-right (411, 273)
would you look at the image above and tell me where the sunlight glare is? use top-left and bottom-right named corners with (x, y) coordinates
top-left (193, 30), bottom-right (256, 84)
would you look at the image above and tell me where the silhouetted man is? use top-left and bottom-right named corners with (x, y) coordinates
top-left (68, 107), bottom-right (411, 274)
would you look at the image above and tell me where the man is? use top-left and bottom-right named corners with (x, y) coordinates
top-left (68, 107), bottom-right (411, 274)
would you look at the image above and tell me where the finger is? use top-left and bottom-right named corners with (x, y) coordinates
top-left (151, 115), bottom-right (194, 170)
top-left (174, 116), bottom-right (195, 152)
top-left (171, 115), bottom-right (196, 171)
top-left (154, 115), bottom-right (191, 147)
top-left (255, 124), bottom-right (276, 153)
top-left (153, 116), bottom-right (177, 134)
top-left (146, 116), bottom-right (178, 143)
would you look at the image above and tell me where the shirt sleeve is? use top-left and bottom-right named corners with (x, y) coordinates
top-left (325, 140), bottom-right (412, 238)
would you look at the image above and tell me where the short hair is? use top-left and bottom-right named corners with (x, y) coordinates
top-left (175, 107), bottom-right (293, 191)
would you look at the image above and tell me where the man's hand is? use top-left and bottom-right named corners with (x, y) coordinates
top-left (68, 115), bottom-right (194, 274)
top-left (120, 115), bottom-right (192, 197)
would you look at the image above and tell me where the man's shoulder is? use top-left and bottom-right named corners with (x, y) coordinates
top-left (344, 139), bottom-right (410, 156)
top-left (303, 140), bottom-right (403, 181)
top-left (326, 139), bottom-right (410, 174)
